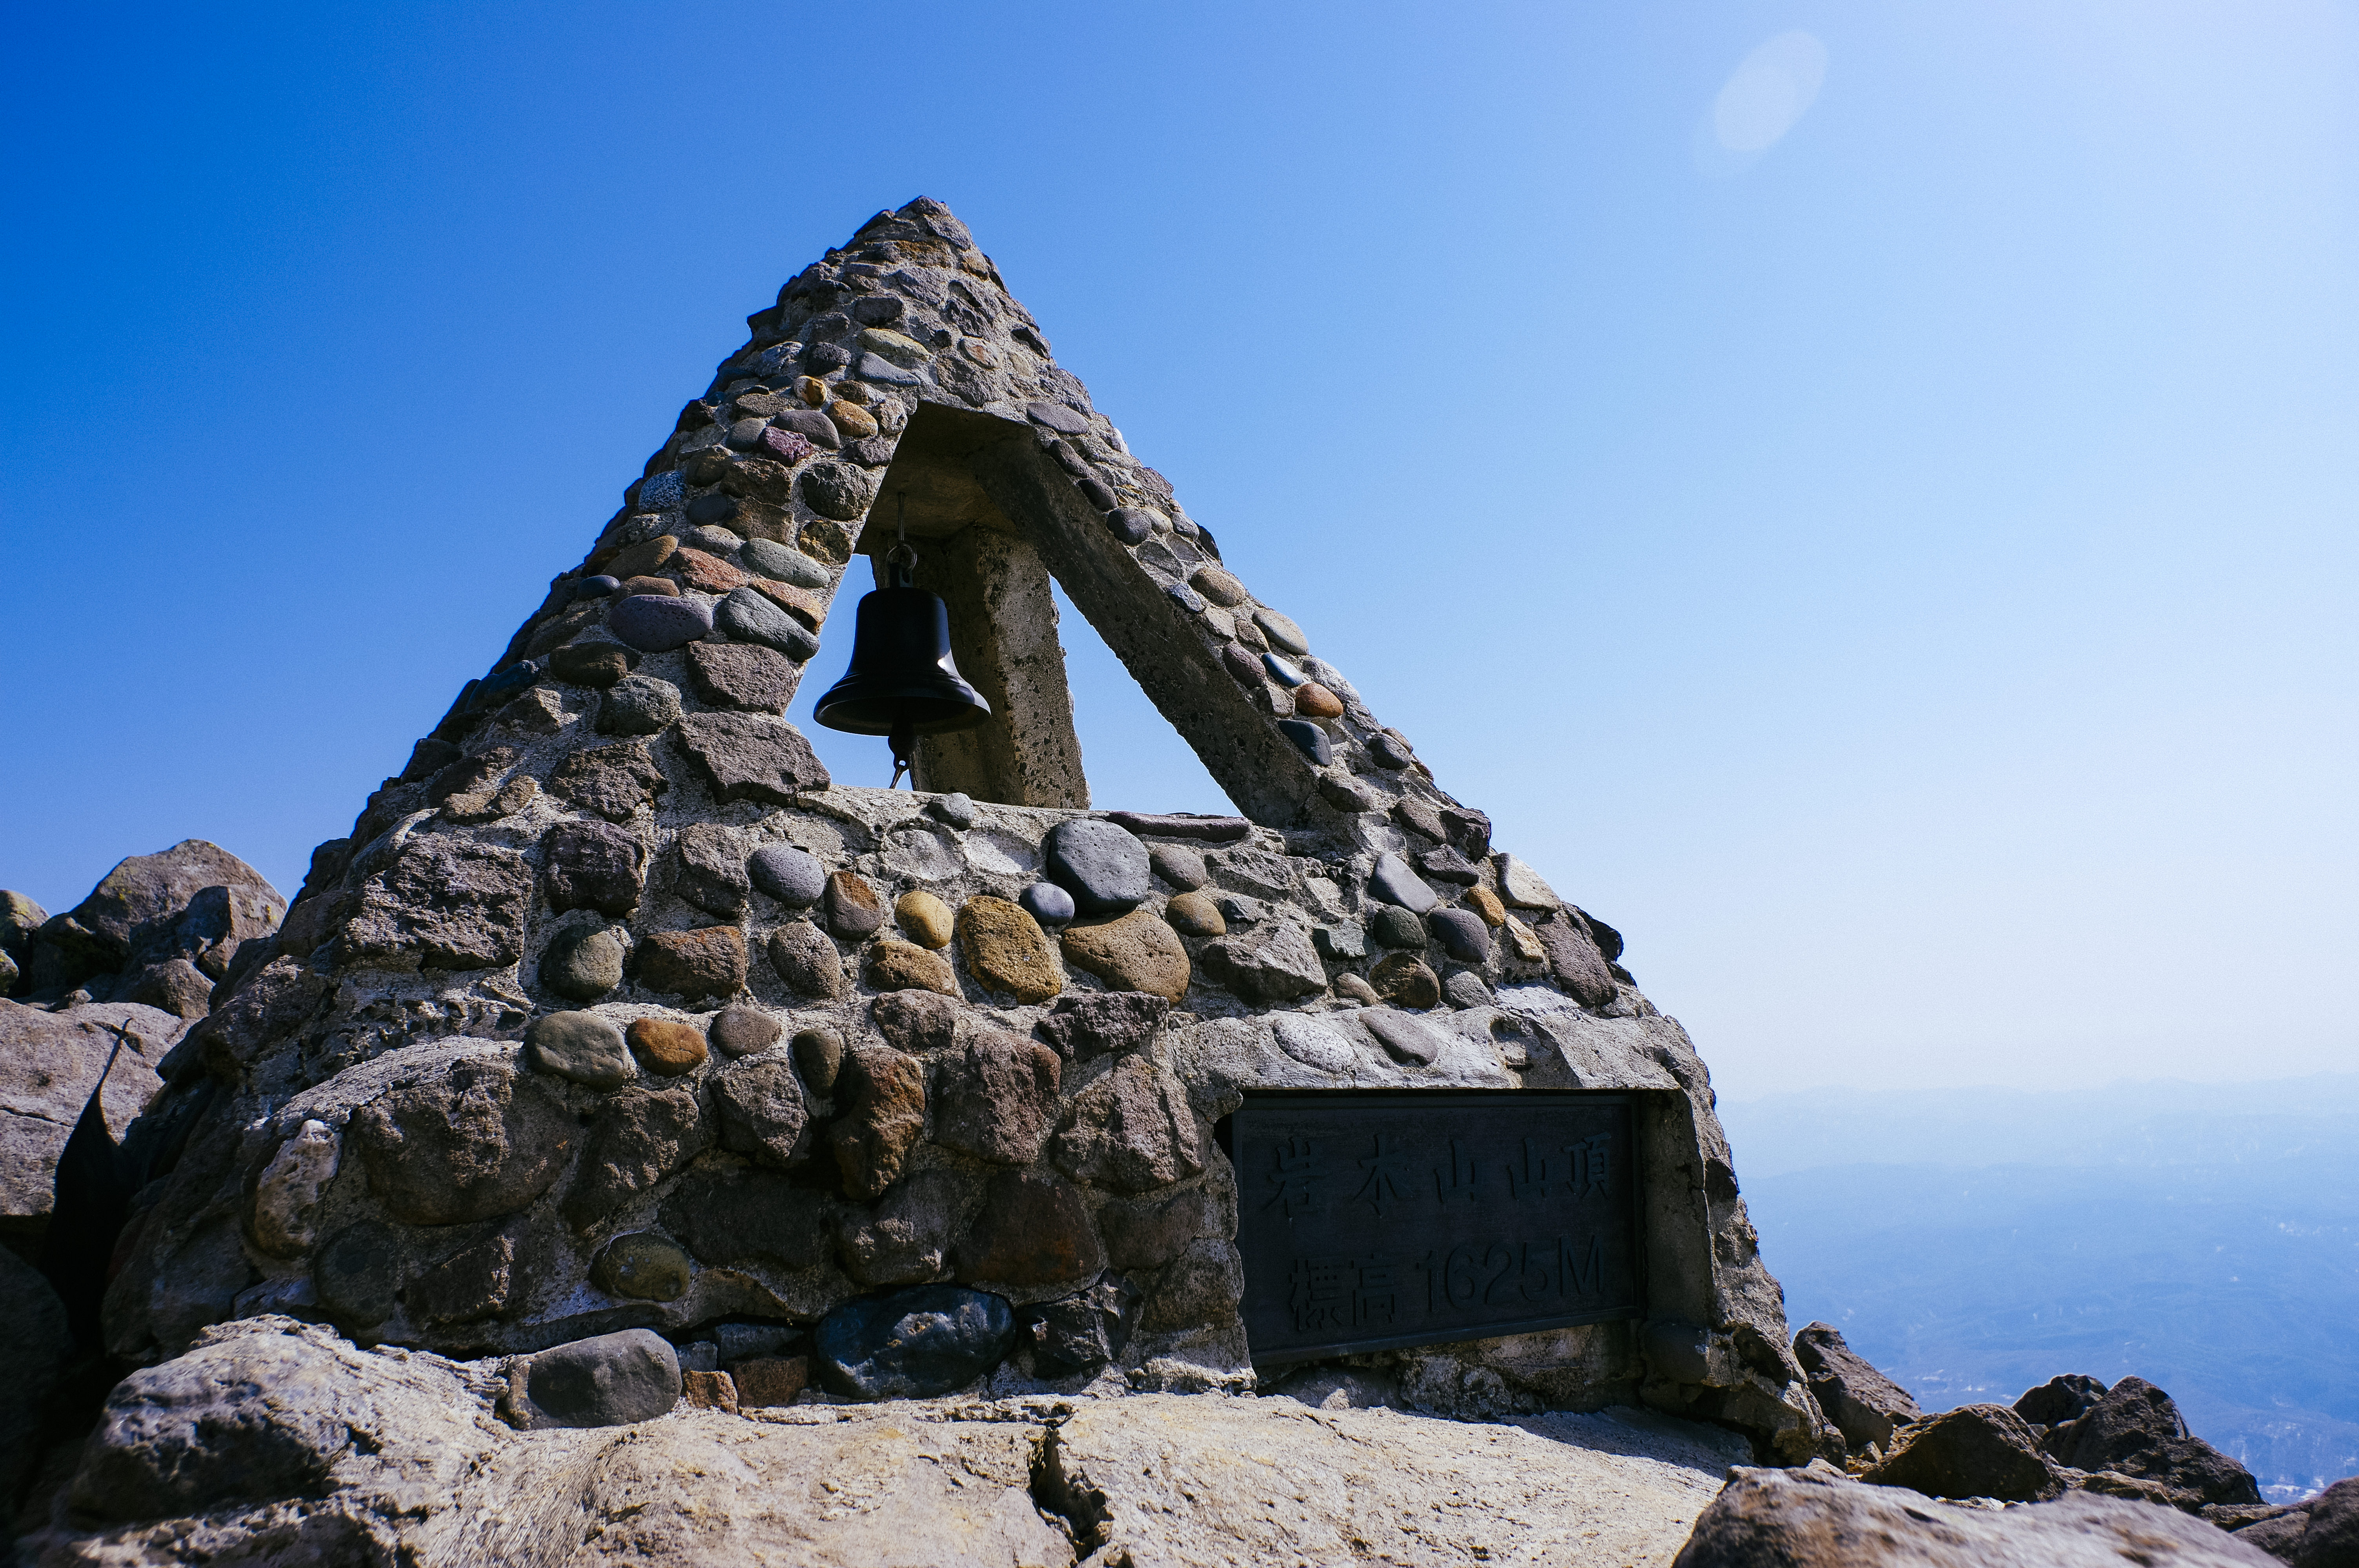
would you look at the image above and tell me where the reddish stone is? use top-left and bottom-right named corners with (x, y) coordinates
top-left (672, 547), bottom-right (748, 594)
top-left (633, 926), bottom-right (748, 1002)
top-left (682, 1369), bottom-right (739, 1414)
top-left (734, 1356), bottom-right (810, 1407)
top-left (758, 426), bottom-right (814, 465)
top-left (750, 579), bottom-right (827, 631)
top-left (626, 1016), bottom-right (708, 1077)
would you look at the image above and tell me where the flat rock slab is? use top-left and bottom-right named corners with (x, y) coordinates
top-left (1672, 1465), bottom-right (2279, 1567)
top-left (0, 1000), bottom-right (177, 1225)
top-left (1050, 1394), bottom-right (1750, 1568)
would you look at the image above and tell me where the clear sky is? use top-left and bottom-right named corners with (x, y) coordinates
top-left (5, 2), bottom-right (2353, 1098)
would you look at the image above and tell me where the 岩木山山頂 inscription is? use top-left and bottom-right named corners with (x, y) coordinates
top-left (1225, 1091), bottom-right (1643, 1362)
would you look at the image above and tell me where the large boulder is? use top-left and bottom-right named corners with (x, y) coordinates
top-left (2045, 1377), bottom-right (2264, 1510)
top-left (22, 841), bottom-right (282, 994)
top-left (1672, 1465), bottom-right (2279, 1567)
top-left (1861, 1403), bottom-right (2062, 1501)
top-left (0, 1000), bottom-right (178, 1234)
top-left (1792, 1322), bottom-right (1923, 1454)
top-left (2233, 1475), bottom-right (2359, 1565)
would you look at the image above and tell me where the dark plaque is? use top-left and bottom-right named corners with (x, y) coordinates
top-left (1225, 1091), bottom-right (1642, 1362)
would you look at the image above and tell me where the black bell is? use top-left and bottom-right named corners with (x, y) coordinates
top-left (814, 553), bottom-right (991, 785)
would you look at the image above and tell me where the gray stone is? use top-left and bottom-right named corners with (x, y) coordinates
top-left (1136, 1240), bottom-right (1246, 1332)
top-left (792, 1024), bottom-right (845, 1093)
top-left (1034, 990), bottom-right (1170, 1060)
top-left (930, 791), bottom-right (978, 828)
top-left (1198, 920), bottom-right (1327, 1003)
top-left (1025, 400), bottom-right (1091, 434)
top-left (1674, 1466), bottom-right (2277, 1568)
top-left (766, 919), bottom-right (844, 998)
top-left (1416, 845), bottom-right (1480, 886)
top-left (1149, 844), bottom-right (1208, 890)
top-left (2044, 1377), bottom-right (2263, 1510)
top-left (1361, 1007), bottom-right (1446, 1066)
top-left (2017, 1374), bottom-right (2109, 1429)
top-left (1277, 721), bottom-right (1331, 767)
top-left (661, 1165), bottom-right (831, 1272)
top-left (1319, 773), bottom-right (1382, 813)
top-left (350, 1058), bottom-right (576, 1225)
top-left (546, 738), bottom-right (667, 821)
top-left (1369, 905), bottom-right (1427, 949)
top-left (542, 818), bottom-right (645, 916)
top-left (672, 822), bottom-right (752, 916)
top-left (1021, 1270), bottom-right (1141, 1376)
top-left (1444, 970), bottom-right (1493, 1009)
top-left (338, 837), bottom-right (532, 971)
top-left (408, 1232), bottom-right (514, 1325)
top-left (1107, 507), bottom-right (1155, 544)
top-left (713, 1054), bottom-right (811, 1167)
top-left (771, 407), bottom-right (839, 448)
top-left (740, 538), bottom-right (831, 589)
top-left (813, 1285), bottom-right (1016, 1402)
top-left (1795, 1321), bottom-right (1923, 1454)
top-left (511, 1328), bottom-right (681, 1430)
top-left (834, 1168), bottom-right (972, 1286)
top-left (683, 640), bottom-right (797, 712)
top-left (313, 1222), bottom-right (401, 1327)
top-left (525, 1010), bottom-right (634, 1090)
top-left (563, 1083), bottom-right (714, 1229)
top-left (1533, 913), bottom-right (1617, 1007)
top-left (1045, 818), bottom-right (1151, 915)
top-left (710, 1002), bottom-right (782, 1058)
top-left (1368, 852), bottom-right (1439, 914)
top-left (1270, 1012), bottom-right (1358, 1072)
top-left (1312, 922), bottom-right (1367, 961)
top-left (1431, 907), bottom-right (1489, 963)
top-left (853, 351), bottom-right (921, 386)
top-left (609, 593), bottom-right (714, 652)
top-left (1495, 853), bottom-right (1559, 909)
top-left (799, 460), bottom-right (876, 521)
top-left (0, 1249), bottom-right (70, 1504)
top-left (674, 712), bottom-right (830, 804)
top-left (716, 586), bottom-right (820, 661)
top-left (126, 957), bottom-right (213, 1020)
top-left (747, 843), bottom-right (827, 906)
top-left (595, 673), bottom-right (682, 735)
top-left (1019, 881), bottom-right (1075, 926)
top-left (1253, 607), bottom-right (1309, 654)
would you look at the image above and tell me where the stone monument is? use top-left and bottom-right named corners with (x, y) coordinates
top-left (105, 197), bottom-right (1838, 1462)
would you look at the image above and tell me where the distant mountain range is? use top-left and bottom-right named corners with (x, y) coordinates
top-left (1719, 1075), bottom-right (2359, 1502)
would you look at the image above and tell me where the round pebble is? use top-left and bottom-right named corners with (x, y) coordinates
top-left (525, 1009), bottom-right (633, 1089)
top-left (748, 844), bottom-right (827, 906)
top-left (1149, 844), bottom-right (1207, 891)
top-left (611, 593), bottom-right (713, 652)
top-left (627, 1016), bottom-right (709, 1076)
top-left (1291, 682), bottom-right (1346, 720)
top-left (540, 928), bottom-right (626, 1004)
top-left (684, 524), bottom-right (743, 555)
top-left (1019, 881), bottom-right (1076, 927)
top-left (1164, 891), bottom-right (1226, 939)
top-left (895, 889), bottom-right (956, 950)
top-left (1255, 608), bottom-right (1309, 655)
top-left (593, 1232), bottom-right (692, 1301)
top-left (792, 1024), bottom-right (845, 1094)
top-left (573, 574), bottom-right (622, 601)
top-left (1370, 906), bottom-right (1427, 949)
top-left (710, 1003), bottom-right (783, 1058)
top-left (1261, 653), bottom-right (1307, 688)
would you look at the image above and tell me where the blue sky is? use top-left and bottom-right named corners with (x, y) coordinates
top-left (5, 1), bottom-right (2353, 1096)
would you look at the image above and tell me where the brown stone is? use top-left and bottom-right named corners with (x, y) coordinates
top-left (894, 890), bottom-right (955, 949)
top-left (865, 940), bottom-right (959, 997)
top-left (733, 1356), bottom-right (810, 1408)
top-left (1503, 915), bottom-right (1547, 963)
top-left (1290, 681), bottom-right (1345, 719)
top-left (1464, 885), bottom-right (1508, 927)
top-left (440, 775), bottom-right (538, 824)
top-left (1050, 1054), bottom-right (1204, 1194)
top-left (1162, 891), bottom-right (1225, 939)
top-left (934, 1030), bottom-right (1061, 1165)
top-left (672, 546), bottom-right (747, 594)
top-left (793, 375), bottom-right (828, 407)
top-left (823, 870), bottom-right (883, 938)
top-left (798, 517), bottom-right (854, 565)
top-left (1334, 971), bottom-right (1381, 1005)
top-left (1370, 952), bottom-right (1441, 1009)
top-left (682, 1369), bottom-right (739, 1414)
top-left (602, 535), bottom-right (678, 579)
top-left (829, 1045), bottom-right (926, 1200)
top-left (750, 579), bottom-right (827, 630)
top-left (827, 399), bottom-right (879, 439)
top-left (685, 641), bottom-right (798, 713)
top-left (766, 919), bottom-right (844, 998)
top-left (619, 574), bottom-right (679, 597)
top-left (633, 927), bottom-right (748, 1002)
top-left (1060, 909), bottom-right (1190, 1004)
top-left (954, 896), bottom-right (1062, 1004)
top-left (548, 643), bottom-right (635, 688)
top-left (1098, 1187), bottom-right (1227, 1272)
top-left (952, 1170), bottom-right (1104, 1289)
top-left (626, 1016), bottom-right (708, 1077)
top-left (868, 990), bottom-right (961, 1056)
top-left (350, 1059), bottom-right (574, 1227)
top-left (1189, 566), bottom-right (1249, 608)
top-left (546, 739), bottom-right (667, 822)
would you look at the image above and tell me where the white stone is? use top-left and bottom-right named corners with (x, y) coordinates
top-left (1269, 1014), bottom-right (1355, 1074)
top-left (251, 1119), bottom-right (341, 1256)
top-left (1495, 853), bottom-right (1560, 909)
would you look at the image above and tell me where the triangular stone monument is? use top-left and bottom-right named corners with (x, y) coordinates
top-left (109, 198), bottom-right (1836, 1458)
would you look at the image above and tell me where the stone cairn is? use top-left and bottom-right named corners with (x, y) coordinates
top-left (96, 197), bottom-right (1831, 1457)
